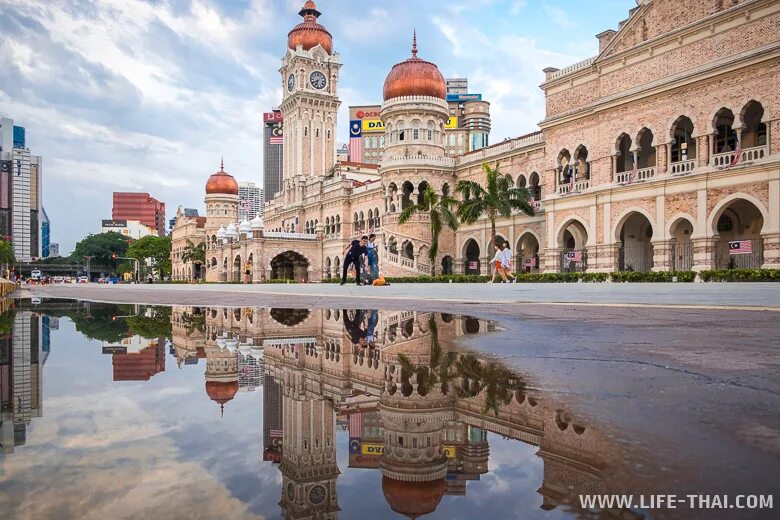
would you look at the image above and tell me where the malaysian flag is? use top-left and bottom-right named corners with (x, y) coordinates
top-left (566, 251), bottom-right (582, 262)
top-left (348, 120), bottom-right (363, 162)
top-left (629, 155), bottom-right (638, 183)
top-left (568, 165), bottom-right (575, 192)
top-left (728, 138), bottom-right (742, 168)
top-left (348, 413), bottom-right (363, 437)
top-left (728, 240), bottom-right (752, 254)
top-left (269, 124), bottom-right (283, 145)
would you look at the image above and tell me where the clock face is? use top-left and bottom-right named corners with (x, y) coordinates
top-left (287, 74), bottom-right (295, 92)
top-left (309, 484), bottom-right (326, 504)
top-left (309, 70), bottom-right (327, 90)
top-left (287, 483), bottom-right (295, 501)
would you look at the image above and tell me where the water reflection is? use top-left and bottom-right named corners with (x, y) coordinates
top-left (1, 300), bottom-right (616, 519)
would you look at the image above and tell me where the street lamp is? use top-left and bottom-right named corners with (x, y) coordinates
top-left (113, 254), bottom-right (140, 283)
top-left (83, 255), bottom-right (94, 281)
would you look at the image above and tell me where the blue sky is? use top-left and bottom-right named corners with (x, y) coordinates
top-left (0, 0), bottom-right (633, 253)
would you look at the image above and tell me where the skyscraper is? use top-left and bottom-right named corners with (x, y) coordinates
top-left (238, 181), bottom-right (263, 221)
top-left (112, 192), bottom-right (166, 236)
top-left (0, 117), bottom-right (44, 262)
top-left (262, 110), bottom-right (283, 202)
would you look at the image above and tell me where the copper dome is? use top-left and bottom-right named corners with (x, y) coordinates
top-left (383, 33), bottom-right (446, 101)
top-left (287, 1), bottom-right (332, 55)
top-left (382, 476), bottom-right (446, 519)
top-left (205, 159), bottom-right (238, 195)
top-left (205, 380), bottom-right (239, 405)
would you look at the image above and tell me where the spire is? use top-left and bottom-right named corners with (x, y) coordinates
top-left (412, 29), bottom-right (418, 57)
top-left (220, 157), bottom-right (224, 172)
top-left (221, 403), bottom-right (225, 418)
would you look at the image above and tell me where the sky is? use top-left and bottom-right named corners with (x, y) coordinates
top-left (0, 0), bottom-right (633, 254)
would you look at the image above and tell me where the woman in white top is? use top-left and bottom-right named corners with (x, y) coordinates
top-left (500, 241), bottom-right (516, 283)
top-left (488, 243), bottom-right (508, 283)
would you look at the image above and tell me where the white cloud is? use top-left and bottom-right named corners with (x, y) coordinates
top-left (542, 1), bottom-right (577, 28)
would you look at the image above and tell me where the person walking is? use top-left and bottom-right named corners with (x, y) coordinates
top-left (366, 234), bottom-right (379, 283)
top-left (488, 242), bottom-right (508, 283)
top-left (501, 241), bottom-right (517, 283)
top-left (341, 235), bottom-right (369, 286)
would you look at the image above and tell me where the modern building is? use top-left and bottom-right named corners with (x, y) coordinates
top-left (263, 110), bottom-right (284, 202)
top-left (172, 0), bottom-right (780, 283)
top-left (0, 117), bottom-right (44, 262)
top-left (101, 219), bottom-right (158, 239)
top-left (102, 336), bottom-right (166, 381)
top-left (238, 181), bottom-right (263, 220)
top-left (112, 192), bottom-right (166, 236)
top-left (41, 207), bottom-right (50, 258)
top-left (47, 243), bottom-right (59, 257)
top-left (446, 77), bottom-right (468, 95)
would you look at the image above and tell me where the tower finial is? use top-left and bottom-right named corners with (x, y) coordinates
top-left (220, 157), bottom-right (224, 172)
top-left (412, 29), bottom-right (418, 57)
top-left (221, 403), bottom-right (225, 418)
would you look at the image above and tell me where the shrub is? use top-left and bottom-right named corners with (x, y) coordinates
top-left (610, 271), bottom-right (695, 283)
top-left (698, 269), bottom-right (780, 282)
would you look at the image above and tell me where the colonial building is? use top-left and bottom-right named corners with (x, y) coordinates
top-left (172, 0), bottom-right (779, 281)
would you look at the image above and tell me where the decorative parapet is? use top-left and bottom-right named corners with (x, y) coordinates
top-left (381, 95), bottom-right (449, 113)
top-left (263, 231), bottom-right (317, 240)
top-left (543, 56), bottom-right (596, 83)
top-left (456, 132), bottom-right (544, 166)
top-left (380, 155), bottom-right (456, 171)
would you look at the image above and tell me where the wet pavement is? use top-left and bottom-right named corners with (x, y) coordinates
top-left (1, 294), bottom-right (778, 519)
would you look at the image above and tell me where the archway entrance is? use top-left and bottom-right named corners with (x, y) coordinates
top-left (233, 255), bottom-right (242, 282)
top-left (270, 251), bottom-right (310, 282)
top-left (669, 218), bottom-right (693, 271)
top-left (516, 233), bottom-right (540, 272)
top-left (618, 213), bottom-right (653, 272)
top-left (558, 220), bottom-right (588, 272)
top-left (712, 199), bottom-right (764, 269)
top-left (463, 239), bottom-right (480, 275)
top-left (441, 255), bottom-right (454, 275)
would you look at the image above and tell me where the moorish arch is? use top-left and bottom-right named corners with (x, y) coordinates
top-left (668, 214), bottom-right (696, 271)
top-left (269, 250), bottom-right (311, 282)
top-left (707, 193), bottom-right (768, 237)
top-left (556, 217), bottom-right (590, 250)
top-left (462, 238), bottom-right (481, 275)
top-left (614, 208), bottom-right (656, 272)
top-left (515, 231), bottom-right (541, 272)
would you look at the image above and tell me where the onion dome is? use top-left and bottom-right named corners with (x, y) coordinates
top-left (225, 338), bottom-right (238, 353)
top-left (238, 343), bottom-right (252, 356)
top-left (383, 32), bottom-right (446, 101)
top-left (287, 1), bottom-right (332, 54)
top-left (225, 222), bottom-right (238, 238)
top-left (250, 347), bottom-right (264, 359)
top-left (250, 215), bottom-right (264, 229)
top-left (205, 380), bottom-right (238, 406)
top-left (216, 225), bottom-right (227, 240)
top-left (239, 219), bottom-right (252, 234)
top-left (206, 158), bottom-right (239, 195)
top-left (382, 476), bottom-right (446, 519)
top-left (216, 336), bottom-right (227, 349)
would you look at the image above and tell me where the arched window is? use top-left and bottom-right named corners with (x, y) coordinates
top-left (741, 101), bottom-right (766, 148)
top-left (557, 149), bottom-right (572, 183)
top-left (574, 145), bottom-right (589, 179)
top-left (713, 108), bottom-right (737, 153)
top-left (671, 116), bottom-right (696, 162)
top-left (636, 128), bottom-right (655, 168)
top-left (615, 134), bottom-right (632, 173)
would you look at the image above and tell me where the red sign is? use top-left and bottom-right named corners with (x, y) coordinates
top-left (355, 110), bottom-right (380, 119)
top-left (263, 111), bottom-right (282, 122)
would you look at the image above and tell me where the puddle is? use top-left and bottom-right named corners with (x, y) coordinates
top-left (0, 299), bottom-right (776, 519)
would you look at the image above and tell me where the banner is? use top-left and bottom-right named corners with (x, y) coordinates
top-left (263, 111), bottom-right (282, 123)
top-left (442, 445), bottom-right (457, 459)
top-left (445, 117), bottom-right (458, 129)
top-left (446, 93), bottom-right (482, 102)
top-left (349, 120), bottom-right (362, 138)
top-left (361, 119), bottom-right (384, 133)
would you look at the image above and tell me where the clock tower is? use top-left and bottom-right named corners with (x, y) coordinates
top-left (280, 1), bottom-right (341, 180)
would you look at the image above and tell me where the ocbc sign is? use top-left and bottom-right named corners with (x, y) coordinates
top-left (355, 110), bottom-right (380, 119)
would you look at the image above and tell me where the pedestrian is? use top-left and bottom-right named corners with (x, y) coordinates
top-left (366, 234), bottom-right (379, 283)
top-left (343, 309), bottom-right (368, 349)
top-left (341, 235), bottom-right (369, 286)
top-left (502, 241), bottom-right (516, 283)
top-left (488, 242), bottom-right (507, 283)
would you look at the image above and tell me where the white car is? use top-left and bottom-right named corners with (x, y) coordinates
top-left (30, 269), bottom-right (42, 280)
top-left (53, 276), bottom-right (65, 284)
top-left (77, 276), bottom-right (89, 283)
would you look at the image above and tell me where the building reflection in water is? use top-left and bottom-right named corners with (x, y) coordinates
top-left (1, 300), bottom-right (627, 519)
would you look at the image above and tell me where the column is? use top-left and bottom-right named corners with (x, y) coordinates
top-left (697, 134), bottom-right (711, 167)
top-left (761, 178), bottom-right (780, 269)
top-left (657, 142), bottom-right (669, 175)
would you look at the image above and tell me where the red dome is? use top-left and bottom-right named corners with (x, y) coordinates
top-left (205, 160), bottom-right (238, 195)
top-left (205, 380), bottom-right (239, 405)
top-left (382, 476), bottom-right (445, 519)
top-left (288, 1), bottom-right (332, 54)
top-left (383, 33), bottom-right (446, 101)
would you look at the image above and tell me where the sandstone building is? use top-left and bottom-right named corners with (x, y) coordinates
top-left (172, 0), bottom-right (780, 281)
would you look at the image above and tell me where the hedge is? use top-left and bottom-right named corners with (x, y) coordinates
top-left (610, 271), bottom-right (696, 283)
top-left (698, 269), bottom-right (780, 282)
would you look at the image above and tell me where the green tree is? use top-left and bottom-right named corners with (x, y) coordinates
top-left (0, 239), bottom-right (16, 276)
top-left (181, 239), bottom-right (206, 280)
top-left (70, 232), bottom-right (130, 266)
top-left (456, 162), bottom-right (535, 250)
top-left (128, 235), bottom-right (172, 280)
top-left (398, 185), bottom-right (459, 275)
top-left (127, 306), bottom-right (172, 339)
top-left (397, 315), bottom-right (457, 397)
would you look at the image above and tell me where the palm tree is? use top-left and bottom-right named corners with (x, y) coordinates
top-left (181, 239), bottom-right (206, 281)
top-left (398, 185), bottom-right (459, 275)
top-left (398, 315), bottom-right (457, 396)
top-left (456, 162), bottom-right (535, 251)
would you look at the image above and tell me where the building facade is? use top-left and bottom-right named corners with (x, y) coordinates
top-left (172, 0), bottom-right (780, 282)
top-left (263, 110), bottom-right (284, 202)
top-left (238, 181), bottom-right (263, 220)
top-left (101, 219), bottom-right (158, 240)
top-left (0, 117), bottom-right (44, 262)
top-left (112, 192), bottom-right (166, 236)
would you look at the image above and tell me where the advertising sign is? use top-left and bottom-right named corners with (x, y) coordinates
top-left (263, 111), bottom-right (283, 123)
top-left (361, 119), bottom-right (385, 133)
top-left (442, 445), bottom-right (457, 458)
top-left (102, 219), bottom-right (127, 228)
top-left (446, 93), bottom-right (482, 102)
top-left (354, 108), bottom-right (381, 119)
top-left (349, 120), bottom-right (362, 138)
top-left (269, 124), bottom-right (283, 145)
top-left (445, 117), bottom-right (458, 129)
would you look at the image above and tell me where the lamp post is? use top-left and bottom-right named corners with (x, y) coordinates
top-left (113, 255), bottom-right (140, 283)
top-left (83, 255), bottom-right (94, 282)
